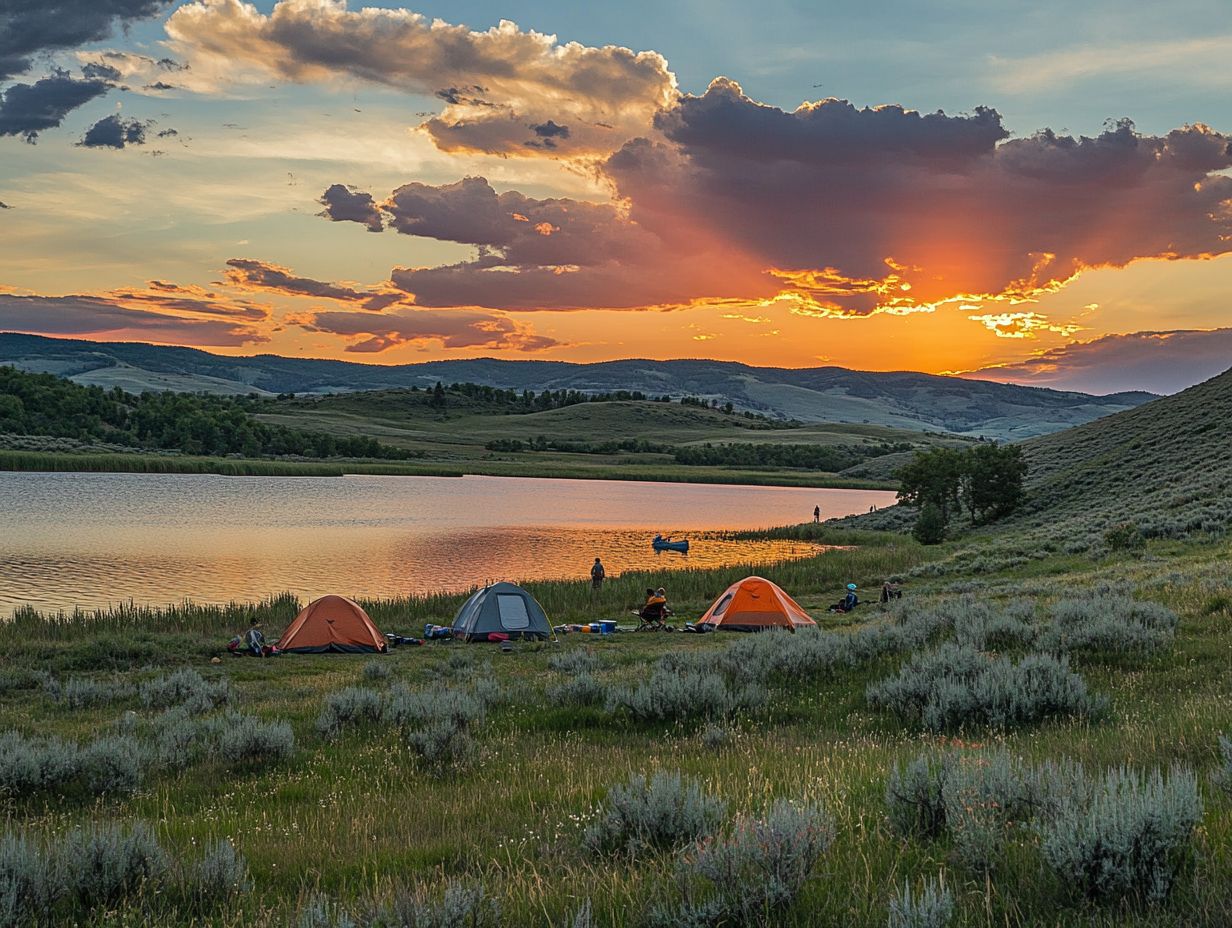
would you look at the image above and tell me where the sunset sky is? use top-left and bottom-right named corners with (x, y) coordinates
top-left (1, 0), bottom-right (1229, 394)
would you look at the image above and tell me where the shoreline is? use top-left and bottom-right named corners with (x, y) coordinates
top-left (0, 448), bottom-right (897, 490)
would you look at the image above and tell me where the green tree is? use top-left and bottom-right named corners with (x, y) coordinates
top-left (896, 447), bottom-right (965, 524)
top-left (430, 381), bottom-right (446, 409)
top-left (913, 502), bottom-right (946, 545)
top-left (962, 443), bottom-right (1028, 523)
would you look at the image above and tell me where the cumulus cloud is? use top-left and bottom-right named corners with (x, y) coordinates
top-left (324, 175), bottom-right (769, 310)
top-left (165, 0), bottom-right (676, 156)
top-left (0, 73), bottom-right (110, 142)
top-left (962, 328), bottom-right (1232, 396)
top-left (0, 0), bottom-right (174, 81)
top-left (223, 257), bottom-right (403, 309)
top-left (607, 79), bottom-right (1232, 313)
top-left (79, 113), bottom-right (151, 148)
top-left (318, 184), bottom-right (383, 232)
top-left (293, 307), bottom-right (561, 353)
top-left (0, 290), bottom-right (267, 346)
top-left (311, 76), bottom-right (1231, 318)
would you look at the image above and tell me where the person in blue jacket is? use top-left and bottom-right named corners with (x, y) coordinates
top-left (830, 583), bottom-right (859, 613)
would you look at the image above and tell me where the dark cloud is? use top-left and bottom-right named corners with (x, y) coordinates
top-left (0, 199), bottom-right (9, 209)
top-left (223, 258), bottom-right (403, 310)
top-left (605, 80), bottom-right (1232, 310)
top-left (0, 292), bottom-right (267, 346)
top-left (156, 127), bottom-right (177, 137)
top-left (156, 57), bottom-right (186, 71)
top-left (963, 329), bottom-right (1232, 395)
top-left (0, 0), bottom-right (174, 80)
top-left (81, 62), bottom-right (122, 82)
top-left (0, 74), bottom-right (109, 143)
top-left (167, 0), bottom-right (675, 157)
top-left (318, 184), bottom-right (384, 233)
top-left (79, 113), bottom-right (150, 149)
top-left (293, 307), bottom-right (561, 353)
top-left (145, 81), bottom-right (176, 91)
top-left (531, 120), bottom-right (570, 139)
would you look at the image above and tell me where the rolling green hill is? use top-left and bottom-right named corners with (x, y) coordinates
top-left (1009, 365), bottom-right (1232, 545)
top-left (0, 332), bottom-right (1154, 440)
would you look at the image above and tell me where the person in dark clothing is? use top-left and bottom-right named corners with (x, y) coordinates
top-left (813, 505), bottom-right (821, 523)
top-left (590, 557), bottom-right (606, 590)
top-left (880, 581), bottom-right (903, 603)
top-left (829, 583), bottom-right (860, 613)
top-left (246, 619), bottom-right (266, 656)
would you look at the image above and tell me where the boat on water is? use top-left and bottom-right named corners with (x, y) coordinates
top-left (652, 534), bottom-right (689, 553)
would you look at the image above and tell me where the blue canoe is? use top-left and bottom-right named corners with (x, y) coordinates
top-left (652, 536), bottom-right (690, 553)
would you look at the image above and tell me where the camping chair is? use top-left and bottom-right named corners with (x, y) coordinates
top-left (633, 602), bottom-right (673, 632)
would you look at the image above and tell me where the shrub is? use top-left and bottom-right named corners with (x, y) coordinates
top-left (79, 735), bottom-right (144, 795)
top-left (1041, 596), bottom-right (1178, 656)
top-left (297, 896), bottom-right (357, 928)
top-left (378, 880), bottom-right (500, 928)
top-left (700, 724), bottom-right (730, 751)
top-left (913, 503), bottom-right (946, 545)
top-left (1038, 765), bottom-right (1202, 904)
top-left (657, 800), bottom-right (834, 927)
top-left (886, 754), bottom-right (949, 840)
top-left (549, 650), bottom-right (604, 675)
top-left (887, 877), bottom-right (954, 928)
top-left (63, 822), bottom-right (169, 908)
top-left (139, 669), bottom-right (229, 714)
top-left (1104, 522), bottom-right (1145, 551)
top-left (867, 644), bottom-right (1104, 732)
top-left (45, 676), bottom-right (133, 709)
top-left (547, 673), bottom-right (607, 708)
top-left (382, 686), bottom-right (485, 732)
top-left (952, 601), bottom-right (1035, 652)
top-left (469, 676), bottom-right (507, 709)
top-left (186, 839), bottom-right (250, 906)
top-left (362, 661), bottom-right (391, 682)
top-left (0, 731), bottom-right (79, 796)
top-left (317, 687), bottom-right (384, 739)
top-left (1214, 734), bottom-right (1232, 794)
top-left (607, 669), bottom-right (766, 723)
top-left (0, 833), bottom-right (60, 927)
top-left (154, 709), bottom-right (206, 770)
top-left (584, 772), bottom-right (727, 855)
top-left (406, 719), bottom-right (476, 771)
top-left (218, 717), bottom-right (295, 767)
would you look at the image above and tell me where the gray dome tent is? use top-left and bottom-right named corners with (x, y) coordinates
top-left (450, 582), bottom-right (552, 642)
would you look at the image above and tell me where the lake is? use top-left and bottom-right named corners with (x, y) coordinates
top-left (0, 472), bottom-right (896, 615)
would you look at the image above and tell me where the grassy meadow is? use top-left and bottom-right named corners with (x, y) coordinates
top-left (3, 522), bottom-right (1232, 927)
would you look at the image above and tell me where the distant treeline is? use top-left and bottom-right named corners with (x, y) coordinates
top-left (405, 381), bottom-right (783, 424)
top-left (673, 441), bottom-right (915, 472)
top-left (0, 368), bottom-right (416, 461)
top-left (485, 437), bottom-right (669, 455)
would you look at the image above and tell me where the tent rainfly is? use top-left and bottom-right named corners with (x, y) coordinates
top-left (450, 582), bottom-right (552, 641)
top-left (696, 576), bottom-right (817, 632)
top-left (277, 595), bottom-right (387, 653)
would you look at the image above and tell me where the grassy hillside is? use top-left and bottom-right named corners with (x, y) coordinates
top-left (3, 525), bottom-right (1232, 926)
top-left (253, 389), bottom-right (969, 486)
top-left (0, 332), bottom-right (1154, 439)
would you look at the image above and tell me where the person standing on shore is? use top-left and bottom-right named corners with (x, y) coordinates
top-left (590, 557), bottom-right (606, 591)
top-left (813, 505), bottom-right (821, 523)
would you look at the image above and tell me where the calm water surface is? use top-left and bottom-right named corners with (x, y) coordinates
top-left (0, 472), bottom-right (895, 614)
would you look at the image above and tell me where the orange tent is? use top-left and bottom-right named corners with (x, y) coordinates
top-left (277, 595), bottom-right (387, 654)
top-left (696, 576), bottom-right (817, 632)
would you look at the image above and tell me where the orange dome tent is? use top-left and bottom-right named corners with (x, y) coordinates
top-left (277, 595), bottom-right (387, 654)
top-left (696, 576), bottom-right (817, 632)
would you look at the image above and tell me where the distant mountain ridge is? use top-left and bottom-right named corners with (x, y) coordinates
top-left (0, 332), bottom-right (1156, 440)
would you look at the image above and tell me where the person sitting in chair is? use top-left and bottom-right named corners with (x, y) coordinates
top-left (829, 583), bottom-right (860, 614)
top-left (636, 588), bottom-right (670, 629)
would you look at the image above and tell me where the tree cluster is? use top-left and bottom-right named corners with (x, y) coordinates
top-left (0, 367), bottom-right (415, 461)
top-left (674, 440), bottom-right (910, 471)
top-left (896, 444), bottom-right (1028, 543)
